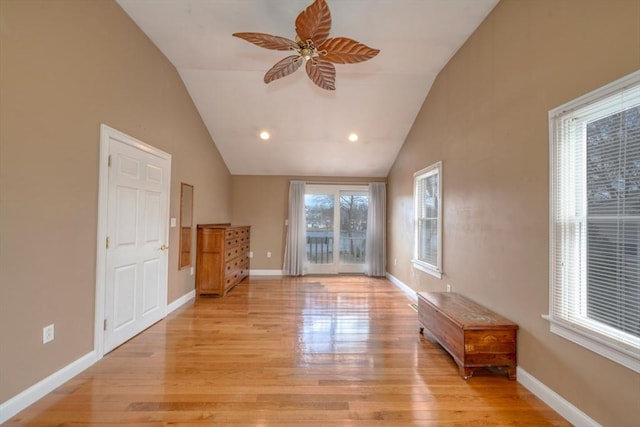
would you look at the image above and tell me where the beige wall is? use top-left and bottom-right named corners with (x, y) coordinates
top-left (387, 0), bottom-right (640, 425)
top-left (231, 176), bottom-right (383, 270)
top-left (0, 0), bottom-right (230, 402)
top-left (3, 0), bottom-right (639, 423)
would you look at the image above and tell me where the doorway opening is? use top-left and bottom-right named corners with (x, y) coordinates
top-left (305, 185), bottom-right (368, 274)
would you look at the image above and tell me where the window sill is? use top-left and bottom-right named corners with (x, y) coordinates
top-left (412, 260), bottom-right (442, 279)
top-left (542, 314), bottom-right (640, 373)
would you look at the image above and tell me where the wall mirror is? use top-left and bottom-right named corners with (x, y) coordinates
top-left (179, 183), bottom-right (194, 270)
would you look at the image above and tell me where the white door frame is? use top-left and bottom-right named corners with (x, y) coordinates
top-left (94, 124), bottom-right (171, 359)
top-left (305, 184), bottom-right (368, 275)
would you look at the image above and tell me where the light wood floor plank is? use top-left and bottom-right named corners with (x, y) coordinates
top-left (5, 276), bottom-right (570, 426)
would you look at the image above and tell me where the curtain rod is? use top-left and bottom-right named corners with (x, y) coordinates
top-left (304, 181), bottom-right (384, 187)
top-left (302, 181), bottom-right (385, 186)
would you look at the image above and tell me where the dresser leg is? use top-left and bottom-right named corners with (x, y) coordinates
top-left (505, 367), bottom-right (517, 380)
top-left (419, 327), bottom-right (424, 335)
top-left (460, 366), bottom-right (473, 380)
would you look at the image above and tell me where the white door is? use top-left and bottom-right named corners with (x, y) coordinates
top-left (100, 126), bottom-right (171, 354)
top-left (305, 185), bottom-right (369, 274)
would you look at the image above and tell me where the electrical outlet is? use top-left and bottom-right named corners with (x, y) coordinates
top-left (43, 324), bottom-right (54, 344)
top-left (248, 251), bottom-right (254, 258)
top-left (190, 266), bottom-right (194, 276)
top-left (267, 251), bottom-right (272, 258)
top-left (446, 284), bottom-right (452, 292)
top-left (394, 258), bottom-right (397, 266)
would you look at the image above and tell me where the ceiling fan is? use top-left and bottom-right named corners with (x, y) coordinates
top-left (233, 0), bottom-right (380, 91)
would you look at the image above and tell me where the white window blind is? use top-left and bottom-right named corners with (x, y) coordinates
top-left (549, 71), bottom-right (640, 371)
top-left (413, 162), bottom-right (442, 278)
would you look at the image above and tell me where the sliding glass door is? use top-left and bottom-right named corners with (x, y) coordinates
top-left (305, 185), bottom-right (368, 274)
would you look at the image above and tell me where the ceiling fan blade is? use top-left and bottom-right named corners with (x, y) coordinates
top-left (264, 55), bottom-right (304, 84)
top-left (295, 0), bottom-right (331, 45)
top-left (233, 32), bottom-right (298, 51)
top-left (305, 59), bottom-right (336, 90)
top-left (319, 37), bottom-right (380, 64)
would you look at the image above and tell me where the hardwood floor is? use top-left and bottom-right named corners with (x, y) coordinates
top-left (6, 276), bottom-right (570, 426)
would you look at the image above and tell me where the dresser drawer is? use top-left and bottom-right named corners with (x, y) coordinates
top-left (225, 255), bottom-right (249, 275)
top-left (224, 269), bottom-right (247, 290)
top-left (226, 234), bottom-right (249, 248)
top-left (225, 243), bottom-right (250, 259)
top-left (225, 227), bottom-right (249, 240)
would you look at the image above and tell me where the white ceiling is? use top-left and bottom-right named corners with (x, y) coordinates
top-left (116, 0), bottom-right (498, 177)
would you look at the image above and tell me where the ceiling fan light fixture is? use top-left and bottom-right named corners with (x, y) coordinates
top-left (348, 133), bottom-right (359, 142)
top-left (259, 131), bottom-right (270, 141)
top-left (232, 0), bottom-right (379, 91)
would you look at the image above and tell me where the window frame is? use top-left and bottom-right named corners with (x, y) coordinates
top-left (547, 70), bottom-right (640, 373)
top-left (412, 161), bottom-right (443, 279)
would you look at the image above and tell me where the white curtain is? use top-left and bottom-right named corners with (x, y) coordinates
top-left (283, 181), bottom-right (307, 276)
top-left (366, 182), bottom-right (386, 276)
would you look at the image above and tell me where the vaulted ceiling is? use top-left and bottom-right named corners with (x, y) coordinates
top-left (116, 0), bottom-right (499, 177)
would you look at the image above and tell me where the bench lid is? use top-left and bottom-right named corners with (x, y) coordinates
top-left (419, 292), bottom-right (518, 330)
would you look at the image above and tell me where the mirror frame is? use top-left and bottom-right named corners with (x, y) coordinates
top-left (178, 182), bottom-right (194, 270)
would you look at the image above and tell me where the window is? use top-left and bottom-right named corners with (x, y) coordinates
top-left (413, 162), bottom-right (442, 278)
top-left (549, 71), bottom-right (640, 372)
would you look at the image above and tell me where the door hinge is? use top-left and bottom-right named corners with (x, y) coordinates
top-left (103, 319), bottom-right (107, 331)
top-left (106, 237), bottom-right (110, 249)
top-left (108, 155), bottom-right (111, 167)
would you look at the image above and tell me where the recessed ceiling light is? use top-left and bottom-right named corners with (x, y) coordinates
top-left (348, 133), bottom-right (359, 142)
top-left (259, 131), bottom-right (270, 141)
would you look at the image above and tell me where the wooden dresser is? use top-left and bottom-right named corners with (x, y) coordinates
top-left (195, 224), bottom-right (250, 296)
top-left (418, 292), bottom-right (518, 380)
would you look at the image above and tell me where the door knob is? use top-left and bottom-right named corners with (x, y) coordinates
top-left (159, 244), bottom-right (169, 251)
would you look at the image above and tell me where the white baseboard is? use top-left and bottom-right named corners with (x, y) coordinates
top-left (384, 273), bottom-right (597, 426)
top-left (386, 272), bottom-right (418, 302)
top-left (517, 367), bottom-right (600, 427)
top-left (0, 282), bottom-right (597, 427)
top-left (0, 290), bottom-right (196, 424)
top-left (167, 289), bottom-right (195, 315)
top-left (250, 269), bottom-right (284, 276)
top-left (0, 351), bottom-right (97, 424)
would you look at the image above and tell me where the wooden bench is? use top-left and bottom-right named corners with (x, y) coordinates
top-left (418, 292), bottom-right (518, 380)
